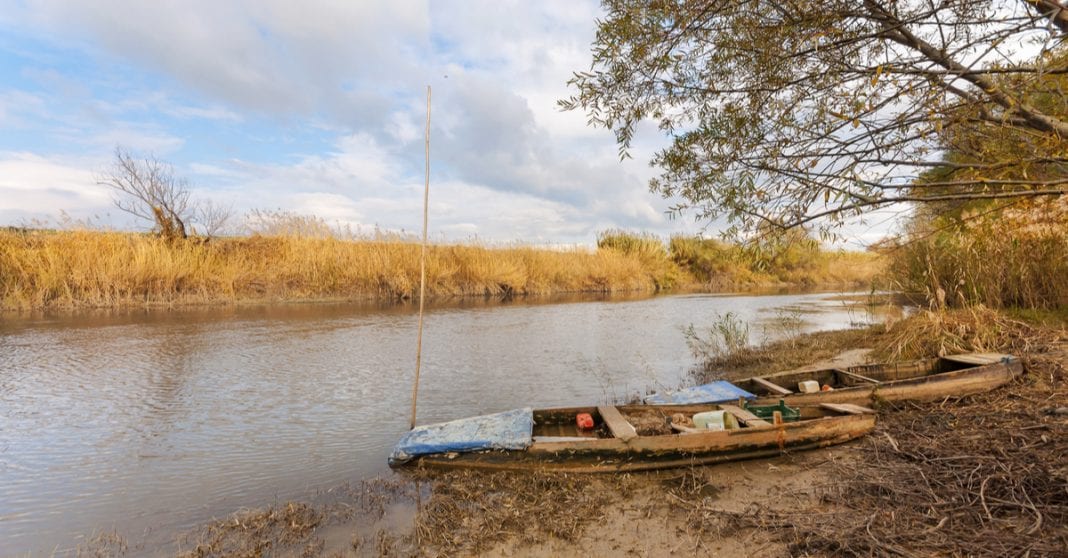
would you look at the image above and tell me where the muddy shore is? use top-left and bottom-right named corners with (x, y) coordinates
top-left (78, 313), bottom-right (1068, 557)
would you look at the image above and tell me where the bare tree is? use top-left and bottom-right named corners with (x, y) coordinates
top-left (194, 199), bottom-right (234, 238)
top-left (99, 147), bottom-right (193, 242)
top-left (244, 208), bottom-right (335, 238)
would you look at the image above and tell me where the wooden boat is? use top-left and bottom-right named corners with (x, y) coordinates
top-left (736, 352), bottom-right (1021, 407)
top-left (389, 402), bottom-right (875, 473)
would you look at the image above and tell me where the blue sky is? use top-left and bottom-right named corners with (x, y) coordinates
top-left (0, 0), bottom-right (891, 246)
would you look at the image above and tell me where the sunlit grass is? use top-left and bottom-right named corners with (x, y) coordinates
top-left (0, 229), bottom-right (884, 310)
top-left (0, 230), bottom-right (657, 310)
top-left (666, 233), bottom-right (883, 288)
top-left (887, 204), bottom-right (1068, 310)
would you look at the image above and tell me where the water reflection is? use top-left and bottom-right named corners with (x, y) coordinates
top-left (0, 291), bottom-right (891, 555)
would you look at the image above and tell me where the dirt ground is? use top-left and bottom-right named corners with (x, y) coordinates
top-left (86, 313), bottom-right (1068, 557)
top-left (164, 443), bottom-right (860, 558)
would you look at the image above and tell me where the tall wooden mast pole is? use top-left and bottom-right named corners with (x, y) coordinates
top-left (410, 85), bottom-right (431, 430)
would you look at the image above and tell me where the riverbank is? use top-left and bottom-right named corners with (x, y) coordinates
top-left (0, 229), bottom-right (881, 311)
top-left (76, 308), bottom-right (1066, 556)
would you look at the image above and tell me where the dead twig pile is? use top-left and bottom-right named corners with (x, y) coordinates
top-left (177, 502), bottom-right (323, 558)
top-left (351, 476), bottom-right (421, 522)
top-left (700, 351), bottom-right (1068, 557)
top-left (408, 469), bottom-right (623, 555)
top-left (875, 306), bottom-right (1068, 361)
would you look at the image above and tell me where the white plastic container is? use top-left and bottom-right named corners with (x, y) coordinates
top-left (692, 410), bottom-right (739, 431)
top-left (798, 380), bottom-right (821, 394)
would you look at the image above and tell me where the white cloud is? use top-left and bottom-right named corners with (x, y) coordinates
top-left (188, 163), bottom-right (245, 179)
top-left (387, 111), bottom-right (422, 144)
top-left (0, 152), bottom-right (112, 224)
top-left (0, 0), bottom-right (895, 246)
top-left (289, 192), bottom-right (365, 223)
top-left (15, 0), bottom-right (429, 116)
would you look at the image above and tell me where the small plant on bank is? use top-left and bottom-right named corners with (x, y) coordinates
top-left (683, 312), bottom-right (751, 363)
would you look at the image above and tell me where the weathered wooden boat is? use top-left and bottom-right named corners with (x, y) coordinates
top-left (733, 352), bottom-right (1022, 407)
top-left (388, 401), bottom-right (875, 473)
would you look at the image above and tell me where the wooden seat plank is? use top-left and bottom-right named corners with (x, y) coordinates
top-left (834, 368), bottom-right (882, 385)
top-left (820, 402), bottom-right (876, 415)
top-left (597, 405), bottom-right (638, 442)
top-left (751, 377), bottom-right (793, 396)
top-left (719, 404), bottom-right (772, 426)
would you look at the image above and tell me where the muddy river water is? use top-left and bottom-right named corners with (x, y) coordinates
top-left (0, 291), bottom-right (885, 555)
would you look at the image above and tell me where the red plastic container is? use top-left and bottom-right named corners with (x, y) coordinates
top-left (576, 412), bottom-right (595, 430)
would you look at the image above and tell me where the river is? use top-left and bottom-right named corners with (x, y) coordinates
top-left (0, 290), bottom-right (887, 555)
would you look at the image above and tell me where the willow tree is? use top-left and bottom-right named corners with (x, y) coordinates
top-left (562, 0), bottom-right (1068, 237)
top-left (100, 148), bottom-right (194, 242)
top-left (99, 148), bottom-right (234, 241)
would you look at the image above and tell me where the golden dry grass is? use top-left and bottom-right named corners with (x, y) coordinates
top-left (667, 234), bottom-right (884, 288)
top-left (0, 229), bottom-right (883, 310)
top-left (0, 230), bottom-right (656, 310)
top-left (872, 305), bottom-right (1068, 362)
top-left (888, 199), bottom-right (1068, 310)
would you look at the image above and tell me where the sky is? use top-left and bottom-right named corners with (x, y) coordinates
top-left (0, 0), bottom-right (892, 247)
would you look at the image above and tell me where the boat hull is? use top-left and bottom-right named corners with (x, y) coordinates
top-left (405, 405), bottom-right (874, 473)
top-left (745, 354), bottom-right (1021, 407)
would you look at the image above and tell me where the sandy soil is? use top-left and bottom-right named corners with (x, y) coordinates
top-left (274, 444), bottom-right (861, 558)
top-left (475, 450), bottom-right (858, 558)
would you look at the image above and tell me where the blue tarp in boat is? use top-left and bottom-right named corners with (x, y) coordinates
top-left (643, 380), bottom-right (756, 405)
top-left (388, 407), bottom-right (534, 465)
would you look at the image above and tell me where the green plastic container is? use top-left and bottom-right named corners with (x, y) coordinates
top-left (743, 399), bottom-right (801, 422)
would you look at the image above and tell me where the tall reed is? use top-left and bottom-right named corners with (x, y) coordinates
top-left (888, 202), bottom-right (1068, 310)
top-left (0, 228), bottom-right (883, 310)
top-left (597, 229), bottom-right (689, 289)
top-left (0, 230), bottom-right (656, 310)
top-left (668, 234), bottom-right (882, 288)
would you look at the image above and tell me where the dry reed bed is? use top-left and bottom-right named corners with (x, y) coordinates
top-left (654, 231), bottom-right (884, 289)
top-left (176, 503), bottom-right (324, 558)
top-left (874, 305), bottom-right (1066, 361)
top-left (166, 470), bottom-right (625, 557)
top-left (0, 230), bottom-right (883, 310)
top-left (409, 469), bottom-right (618, 555)
top-left (0, 231), bottom-right (654, 310)
top-left (889, 205), bottom-right (1068, 310)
